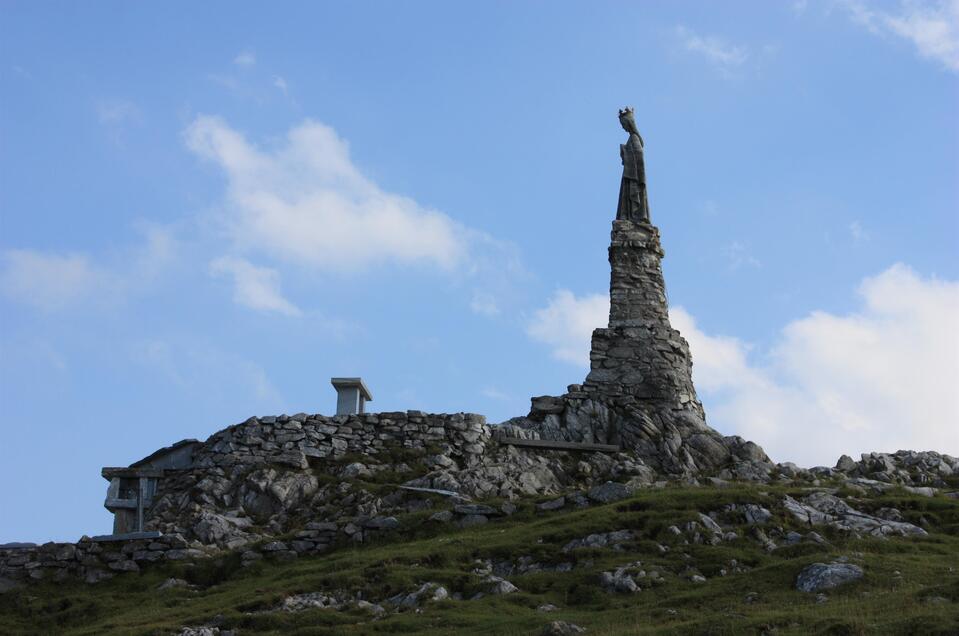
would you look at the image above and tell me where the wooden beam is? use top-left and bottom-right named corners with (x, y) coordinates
top-left (498, 437), bottom-right (620, 453)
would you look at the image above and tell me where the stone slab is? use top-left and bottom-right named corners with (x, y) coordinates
top-left (498, 437), bottom-right (620, 453)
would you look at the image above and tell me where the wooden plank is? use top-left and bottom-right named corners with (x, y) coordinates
top-left (498, 437), bottom-right (620, 453)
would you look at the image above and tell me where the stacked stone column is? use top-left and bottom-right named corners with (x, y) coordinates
top-left (583, 220), bottom-right (706, 441)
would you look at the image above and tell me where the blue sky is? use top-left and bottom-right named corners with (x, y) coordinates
top-left (1, 1), bottom-right (957, 542)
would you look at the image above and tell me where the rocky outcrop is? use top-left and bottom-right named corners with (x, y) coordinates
top-left (783, 492), bottom-right (927, 537)
top-left (833, 451), bottom-right (958, 488)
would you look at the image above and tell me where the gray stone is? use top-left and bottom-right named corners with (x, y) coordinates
top-left (454, 504), bottom-right (497, 516)
top-left (742, 504), bottom-right (773, 525)
top-left (784, 493), bottom-right (926, 537)
top-left (587, 481), bottom-right (631, 504)
top-left (260, 541), bottom-right (288, 552)
top-left (542, 621), bottom-right (586, 635)
top-left (363, 516), bottom-right (400, 530)
top-left (429, 510), bottom-right (454, 523)
top-left (487, 577), bottom-right (519, 594)
top-left (796, 562), bottom-right (864, 592)
top-left (537, 497), bottom-right (566, 511)
top-left (158, 578), bottom-right (191, 590)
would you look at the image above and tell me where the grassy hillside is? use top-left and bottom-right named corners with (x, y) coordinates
top-left (2, 483), bottom-right (957, 635)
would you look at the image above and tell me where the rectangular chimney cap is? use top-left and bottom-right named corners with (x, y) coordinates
top-left (330, 377), bottom-right (373, 402)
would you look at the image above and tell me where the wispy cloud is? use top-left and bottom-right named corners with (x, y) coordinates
top-left (721, 241), bottom-right (762, 271)
top-left (0, 225), bottom-right (177, 311)
top-left (96, 99), bottom-right (141, 126)
top-left (273, 75), bottom-right (289, 95)
top-left (849, 220), bottom-right (869, 243)
top-left (470, 291), bottom-right (500, 316)
top-left (210, 256), bottom-right (301, 316)
top-left (0, 250), bottom-right (113, 311)
top-left (675, 25), bottom-right (749, 74)
top-left (233, 50), bottom-right (256, 68)
top-left (836, 0), bottom-right (959, 72)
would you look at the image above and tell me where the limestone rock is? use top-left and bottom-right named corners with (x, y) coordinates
top-left (796, 562), bottom-right (864, 592)
top-left (784, 493), bottom-right (926, 537)
top-left (587, 481), bottom-right (630, 504)
top-left (542, 621), bottom-right (586, 635)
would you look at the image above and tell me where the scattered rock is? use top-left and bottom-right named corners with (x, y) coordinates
top-left (487, 576), bottom-right (519, 594)
top-left (796, 562), bottom-right (864, 592)
top-left (429, 510), bottom-right (454, 523)
top-left (341, 462), bottom-right (373, 478)
top-left (387, 582), bottom-right (448, 607)
top-left (158, 578), bottom-right (192, 590)
top-left (587, 481), bottom-right (631, 504)
top-left (563, 530), bottom-right (634, 552)
top-left (537, 496), bottom-right (566, 511)
top-left (600, 563), bottom-right (641, 593)
top-left (454, 504), bottom-right (497, 516)
top-left (542, 621), bottom-right (586, 635)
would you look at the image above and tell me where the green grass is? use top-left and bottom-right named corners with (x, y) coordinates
top-left (2, 484), bottom-right (957, 635)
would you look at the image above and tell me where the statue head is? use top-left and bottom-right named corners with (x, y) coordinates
top-left (618, 107), bottom-right (639, 136)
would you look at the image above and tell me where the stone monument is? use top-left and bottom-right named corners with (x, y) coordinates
top-left (511, 110), bottom-right (765, 475)
top-left (616, 107), bottom-right (650, 224)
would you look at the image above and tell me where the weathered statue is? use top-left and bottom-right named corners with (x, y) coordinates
top-left (616, 107), bottom-right (650, 224)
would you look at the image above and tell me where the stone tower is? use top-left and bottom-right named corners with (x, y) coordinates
top-left (513, 114), bottom-right (764, 475)
top-left (582, 219), bottom-right (706, 438)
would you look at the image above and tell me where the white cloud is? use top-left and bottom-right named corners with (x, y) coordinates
top-left (96, 99), bottom-right (141, 126)
top-left (0, 226), bottom-right (178, 311)
top-left (675, 25), bottom-right (749, 73)
top-left (210, 256), bottom-right (301, 316)
top-left (528, 265), bottom-right (959, 466)
top-left (184, 115), bottom-right (467, 272)
top-left (527, 290), bottom-right (609, 365)
top-left (849, 220), bottom-right (869, 243)
top-left (837, 0), bottom-right (959, 72)
top-left (273, 75), bottom-right (289, 95)
top-left (722, 241), bottom-right (762, 270)
top-left (470, 291), bottom-right (500, 316)
top-left (0, 250), bottom-right (112, 310)
top-left (676, 264), bottom-right (959, 466)
top-left (233, 51), bottom-right (256, 67)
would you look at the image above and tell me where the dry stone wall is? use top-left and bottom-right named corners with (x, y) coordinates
top-left (0, 533), bottom-right (208, 585)
top-left (190, 410), bottom-right (491, 471)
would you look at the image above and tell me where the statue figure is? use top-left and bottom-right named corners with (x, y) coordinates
top-left (616, 107), bottom-right (650, 224)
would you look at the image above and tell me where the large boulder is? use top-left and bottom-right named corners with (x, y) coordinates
top-left (796, 562), bottom-right (864, 592)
